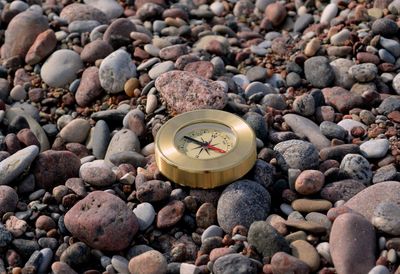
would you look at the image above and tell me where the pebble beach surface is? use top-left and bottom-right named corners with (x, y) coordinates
top-left (1, 0), bottom-right (400, 274)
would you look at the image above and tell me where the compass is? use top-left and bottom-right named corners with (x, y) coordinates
top-left (155, 109), bottom-right (257, 188)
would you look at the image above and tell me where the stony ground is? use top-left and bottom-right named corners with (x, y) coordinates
top-left (1, 0), bottom-right (400, 273)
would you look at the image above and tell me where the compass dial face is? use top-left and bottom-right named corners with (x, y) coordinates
top-left (175, 123), bottom-right (236, 160)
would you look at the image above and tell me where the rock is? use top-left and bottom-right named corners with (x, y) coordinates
top-left (295, 170), bottom-right (325, 195)
top-left (217, 180), bottom-right (271, 233)
top-left (320, 121), bottom-right (348, 140)
top-left (0, 145), bottom-right (39, 185)
top-left (31, 150), bottom-right (81, 190)
top-left (294, 13), bottom-right (314, 33)
top-left (372, 201), bottom-right (400, 235)
top-left (377, 96), bottom-right (400, 115)
top-left (65, 191), bottom-right (139, 251)
top-left (184, 61), bottom-right (214, 79)
top-left (345, 181), bottom-right (400, 221)
top-left (51, 262), bottom-right (78, 274)
top-left (349, 63), bottom-right (378, 82)
top-left (261, 94), bottom-right (287, 110)
top-left (149, 61), bottom-right (175, 79)
top-left (291, 199), bottom-right (332, 212)
top-left (6, 215), bottom-right (27, 237)
top-left (25, 29), bottom-right (57, 65)
top-left (274, 140), bottom-right (319, 171)
top-left (155, 70), bottom-right (227, 114)
top-left (360, 139), bottom-right (389, 158)
top-left (380, 37), bottom-right (400, 57)
top-left (103, 18), bottom-right (136, 49)
top-left (290, 240), bottom-right (320, 271)
top-left (270, 252), bottom-right (310, 274)
top-left (330, 29), bottom-right (351, 46)
top-left (283, 114), bottom-right (330, 150)
top-left (111, 255), bottom-right (129, 274)
top-left (60, 242), bottom-right (90, 267)
top-left (128, 250), bottom-right (167, 274)
top-left (249, 159), bottom-right (274, 189)
top-left (0, 186), bottom-right (18, 217)
top-left (99, 49), bottom-right (137, 94)
top-left (304, 57), bottom-right (335, 88)
top-left (243, 111), bottom-right (269, 142)
top-left (92, 120), bottom-right (110, 160)
top-left (59, 118), bottom-right (90, 143)
top-left (330, 213), bottom-right (376, 274)
top-left (68, 20), bottom-right (100, 34)
top-left (292, 94), bottom-right (315, 116)
top-left (372, 18), bottom-right (398, 37)
top-left (213, 254), bottom-right (258, 274)
top-left (41, 49), bottom-right (84, 88)
top-left (322, 87), bottom-right (363, 113)
top-left (330, 58), bottom-right (355, 89)
top-left (373, 164), bottom-right (398, 184)
top-left (156, 200), bottom-right (185, 229)
top-left (1, 11), bottom-right (48, 59)
top-left (104, 129), bottom-right (140, 163)
top-left (59, 3), bottom-right (108, 24)
top-left (320, 3), bottom-right (338, 25)
top-left (133, 202), bottom-right (156, 231)
top-left (265, 2), bottom-right (287, 26)
top-left (79, 160), bottom-right (116, 187)
top-left (75, 67), bottom-right (103, 107)
top-left (248, 221), bottom-right (290, 257)
top-left (340, 154), bottom-right (372, 185)
top-left (369, 265), bottom-right (390, 274)
top-left (320, 179), bottom-right (366, 202)
top-left (193, 35), bottom-right (230, 56)
top-left (80, 40), bottom-right (114, 63)
top-left (84, 0), bottom-right (123, 20)
top-left (136, 180), bottom-right (171, 203)
top-left (159, 44), bottom-right (189, 61)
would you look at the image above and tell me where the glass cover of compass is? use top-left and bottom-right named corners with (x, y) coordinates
top-left (155, 109), bottom-right (257, 188)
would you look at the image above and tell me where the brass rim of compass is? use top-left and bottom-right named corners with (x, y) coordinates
top-left (155, 109), bottom-right (257, 188)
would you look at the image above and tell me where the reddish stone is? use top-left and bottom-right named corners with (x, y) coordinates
top-left (270, 252), bottom-right (310, 274)
top-left (28, 88), bottom-right (44, 103)
top-left (16, 128), bottom-right (40, 149)
top-left (65, 143), bottom-right (89, 158)
top-left (388, 111), bottom-right (400, 123)
top-left (184, 61), bottom-right (214, 79)
top-left (322, 87), bottom-right (363, 113)
top-left (80, 40), bottom-right (113, 63)
top-left (64, 191), bottom-right (138, 251)
top-left (209, 247), bottom-right (235, 262)
top-left (196, 203), bottom-right (217, 228)
top-left (295, 170), bottom-right (325, 195)
top-left (35, 215), bottom-right (56, 231)
top-left (159, 44), bottom-right (189, 61)
top-left (356, 52), bottom-right (380, 65)
top-left (0, 186), bottom-right (18, 217)
top-left (25, 29), bottom-right (57, 65)
top-left (265, 3), bottom-right (287, 26)
top-left (4, 133), bottom-right (21, 155)
top-left (103, 18), bottom-right (136, 49)
top-left (31, 150), bottom-right (81, 190)
top-left (75, 67), bottom-right (103, 107)
top-left (156, 200), bottom-right (185, 229)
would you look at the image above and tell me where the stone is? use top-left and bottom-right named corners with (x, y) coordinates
top-left (149, 61), bottom-right (175, 79)
top-left (51, 262), bottom-right (78, 274)
top-left (84, 0), bottom-right (123, 20)
top-left (59, 3), bottom-right (108, 24)
top-left (270, 252), bottom-right (310, 274)
top-left (345, 181), bottom-right (400, 221)
top-left (68, 20), bottom-right (100, 34)
top-left (103, 18), bottom-right (136, 49)
top-left (330, 213), bottom-right (376, 274)
top-left (75, 67), bottom-right (103, 107)
top-left (330, 29), bottom-right (351, 46)
top-left (360, 139), bottom-right (389, 158)
top-left (283, 114), bottom-right (330, 150)
top-left (294, 13), bottom-right (314, 33)
top-left (213, 254), bottom-right (258, 274)
top-left (155, 70), bottom-right (227, 114)
top-left (184, 61), bottom-right (214, 79)
top-left (380, 37), bottom-right (400, 57)
top-left (25, 29), bottom-right (57, 65)
top-left (322, 87), bottom-right (363, 113)
top-left (291, 199), bottom-right (332, 212)
top-left (60, 242), bottom-right (90, 267)
top-left (1, 11), bottom-right (48, 59)
top-left (372, 201), bottom-right (400, 235)
top-left (5, 215), bottom-right (27, 237)
top-left (159, 44), bottom-right (189, 61)
top-left (104, 129), bottom-right (140, 162)
top-left (59, 118), bottom-right (90, 143)
top-left (372, 18), bottom-right (398, 37)
top-left (290, 240), bottom-right (320, 271)
top-left (133, 202), bottom-right (156, 231)
top-left (111, 255), bottom-right (129, 274)
top-left (65, 191), bottom-right (139, 251)
top-left (248, 221), bottom-right (290, 257)
top-left (193, 35), bottom-right (230, 55)
top-left (320, 3), bottom-right (338, 25)
top-left (0, 186), bottom-right (18, 217)
top-left (292, 94), bottom-right (315, 116)
top-left (373, 164), bottom-right (398, 184)
top-left (41, 50), bottom-right (84, 88)
top-left (80, 40), bottom-right (114, 63)
top-left (261, 94), bottom-right (287, 110)
top-left (31, 150), bottom-right (81, 190)
top-left (295, 170), bottom-right (325, 195)
top-left (321, 179), bottom-right (366, 202)
top-left (0, 145), bottom-right (39, 185)
top-left (128, 250), bottom-right (167, 274)
top-left (99, 49), bottom-right (137, 94)
top-left (340, 154), bottom-right (372, 185)
top-left (320, 121), bottom-right (348, 140)
top-left (79, 160), bottom-right (116, 187)
top-left (156, 200), bottom-right (185, 229)
top-left (243, 111), bottom-right (269, 142)
top-left (349, 63), bottom-right (378, 82)
top-left (304, 57), bottom-right (335, 88)
top-left (217, 180), bottom-right (271, 233)
top-left (274, 140), bottom-right (319, 171)
top-left (377, 96), bottom-right (400, 115)
top-left (92, 120), bottom-right (110, 160)
top-left (265, 2), bottom-right (287, 26)
top-left (369, 266), bottom-right (390, 274)
top-left (136, 180), bottom-right (172, 203)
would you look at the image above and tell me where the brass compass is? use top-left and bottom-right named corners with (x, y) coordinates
top-left (155, 109), bottom-right (257, 188)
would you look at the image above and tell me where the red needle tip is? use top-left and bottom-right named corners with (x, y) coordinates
top-left (207, 144), bottom-right (226, 153)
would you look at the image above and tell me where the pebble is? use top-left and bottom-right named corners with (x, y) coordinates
top-left (368, 265), bottom-right (390, 274)
top-left (104, 129), bottom-right (140, 162)
top-left (99, 49), bottom-right (137, 94)
top-left (270, 252), bottom-right (310, 274)
top-left (320, 121), bottom-right (348, 140)
top-left (128, 250), bottom-right (167, 274)
top-left (84, 0), bottom-right (123, 20)
top-left (79, 160), bottom-right (116, 186)
top-left (304, 56), bottom-right (335, 88)
top-left (340, 154), bottom-right (372, 185)
top-left (380, 37), bottom-right (400, 57)
top-left (133, 202), bottom-right (156, 231)
top-left (248, 221), bottom-right (290, 257)
top-left (65, 191), bottom-right (139, 251)
top-left (373, 164), bottom-right (398, 184)
top-left (213, 254), bottom-right (258, 274)
top-left (330, 29), bottom-right (351, 46)
top-left (41, 49), bottom-right (83, 88)
top-left (321, 179), bottom-right (366, 202)
top-left (372, 18), bottom-right (398, 37)
top-left (291, 199), bottom-right (332, 212)
top-left (111, 255), bottom-right (129, 274)
top-left (274, 140), bottom-right (319, 171)
top-left (75, 66), bottom-right (103, 107)
top-left (59, 3), bottom-right (107, 24)
top-left (0, 186), bottom-right (18, 217)
top-left (360, 139), bottom-right (389, 158)
top-left (217, 180), bottom-right (271, 233)
top-left (295, 170), bottom-right (325, 195)
top-left (0, 145), bottom-right (39, 185)
top-left (59, 118), bottom-right (90, 143)
top-left (25, 29), bottom-right (57, 65)
top-left (155, 70), bottom-right (227, 114)
top-left (330, 213), bottom-right (376, 274)
top-left (201, 225), bottom-right (224, 243)
top-left (290, 240), bottom-right (320, 271)
top-left (80, 40), bottom-right (114, 63)
top-left (320, 3), bottom-right (338, 25)
top-left (148, 61), bottom-right (175, 79)
top-left (372, 202), bottom-right (400, 235)
top-left (349, 63), bottom-right (378, 82)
